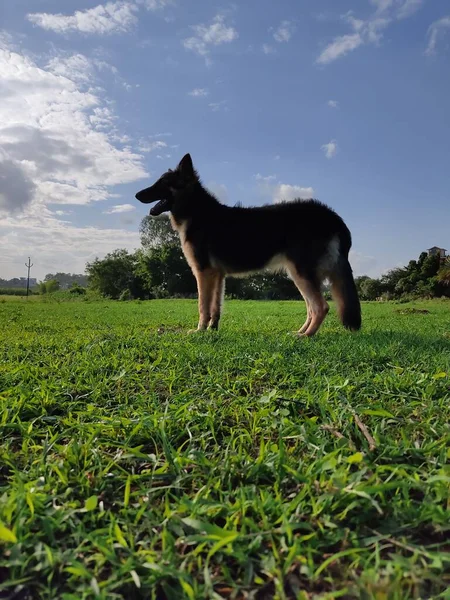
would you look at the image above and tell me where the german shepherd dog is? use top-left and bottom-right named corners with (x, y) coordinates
top-left (136, 154), bottom-right (361, 336)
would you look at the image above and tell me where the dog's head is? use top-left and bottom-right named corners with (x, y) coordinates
top-left (135, 153), bottom-right (197, 216)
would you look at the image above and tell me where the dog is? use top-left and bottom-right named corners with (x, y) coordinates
top-left (135, 154), bottom-right (361, 336)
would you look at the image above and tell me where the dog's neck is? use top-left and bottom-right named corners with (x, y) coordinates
top-left (171, 179), bottom-right (220, 222)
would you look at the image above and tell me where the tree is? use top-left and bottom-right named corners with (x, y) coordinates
top-left (360, 277), bottom-right (384, 300)
top-left (381, 267), bottom-right (408, 294)
top-left (420, 254), bottom-right (440, 279)
top-left (355, 276), bottom-right (371, 297)
top-left (69, 283), bottom-right (86, 295)
top-left (86, 250), bottom-right (146, 299)
top-left (136, 246), bottom-right (197, 297)
top-left (38, 279), bottom-right (60, 294)
top-left (44, 272), bottom-right (88, 288)
top-left (437, 258), bottom-right (450, 287)
top-left (138, 215), bottom-right (196, 297)
top-left (140, 215), bottom-right (179, 248)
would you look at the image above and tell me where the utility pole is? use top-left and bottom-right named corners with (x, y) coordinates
top-left (25, 257), bottom-right (33, 299)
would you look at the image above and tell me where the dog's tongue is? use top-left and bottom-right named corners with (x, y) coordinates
top-left (150, 199), bottom-right (168, 216)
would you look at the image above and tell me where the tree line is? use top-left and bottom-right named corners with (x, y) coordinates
top-left (2, 216), bottom-right (448, 300)
top-left (0, 273), bottom-right (88, 296)
top-left (355, 252), bottom-right (450, 300)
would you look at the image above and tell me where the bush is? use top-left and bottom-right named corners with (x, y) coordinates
top-left (40, 290), bottom-right (104, 303)
top-left (86, 249), bottom-right (147, 300)
top-left (70, 284), bottom-right (87, 295)
top-left (0, 288), bottom-right (32, 296)
top-left (38, 280), bottom-right (60, 294)
top-left (119, 289), bottom-right (132, 301)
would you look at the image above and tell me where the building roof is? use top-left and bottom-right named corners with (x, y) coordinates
top-left (427, 246), bottom-right (447, 252)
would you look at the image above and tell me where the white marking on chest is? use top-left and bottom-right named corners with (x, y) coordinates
top-left (170, 216), bottom-right (199, 273)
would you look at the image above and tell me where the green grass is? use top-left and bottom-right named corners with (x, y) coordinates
top-left (1, 298), bottom-right (449, 599)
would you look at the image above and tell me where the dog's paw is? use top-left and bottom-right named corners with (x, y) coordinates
top-left (288, 331), bottom-right (310, 338)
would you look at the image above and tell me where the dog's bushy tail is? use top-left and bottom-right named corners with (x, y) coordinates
top-left (330, 255), bottom-right (362, 331)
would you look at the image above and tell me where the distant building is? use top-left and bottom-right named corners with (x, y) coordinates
top-left (427, 247), bottom-right (447, 263)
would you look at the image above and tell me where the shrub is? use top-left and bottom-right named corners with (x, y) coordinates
top-left (70, 284), bottom-right (87, 295)
top-left (0, 288), bottom-right (32, 296)
top-left (119, 289), bottom-right (132, 301)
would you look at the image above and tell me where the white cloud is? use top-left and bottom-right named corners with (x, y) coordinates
top-left (425, 16), bottom-right (450, 56)
top-left (370, 0), bottom-right (424, 18)
top-left (317, 32), bottom-right (364, 65)
top-left (273, 184), bottom-right (315, 203)
top-left (46, 52), bottom-right (130, 94)
top-left (321, 140), bottom-right (338, 159)
top-left (209, 100), bottom-right (228, 112)
top-left (0, 154), bottom-right (36, 214)
top-left (46, 54), bottom-right (95, 83)
top-left (317, 1), bottom-right (424, 64)
top-left (0, 210), bottom-right (140, 279)
top-left (188, 88), bottom-right (209, 97)
top-left (138, 140), bottom-right (168, 152)
top-left (255, 174), bottom-right (315, 203)
top-left (27, 1), bottom-right (138, 35)
top-left (273, 20), bottom-right (295, 43)
top-left (104, 204), bottom-right (136, 214)
top-left (328, 99), bottom-right (339, 108)
top-left (183, 14), bottom-right (238, 63)
top-left (396, 0), bottom-right (424, 19)
top-left (255, 173), bottom-right (277, 183)
top-left (149, 132), bottom-right (172, 138)
top-left (0, 42), bottom-right (146, 215)
top-left (207, 182), bottom-right (228, 203)
top-left (349, 249), bottom-right (378, 277)
top-left (262, 44), bottom-right (276, 55)
top-left (370, 0), bottom-right (394, 13)
top-left (138, 0), bottom-right (173, 10)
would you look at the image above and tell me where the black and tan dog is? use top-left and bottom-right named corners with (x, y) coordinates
top-left (136, 154), bottom-right (361, 336)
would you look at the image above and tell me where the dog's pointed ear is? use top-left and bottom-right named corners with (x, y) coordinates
top-left (177, 153), bottom-right (195, 177)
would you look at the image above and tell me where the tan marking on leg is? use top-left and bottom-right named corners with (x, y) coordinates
top-left (303, 300), bottom-right (329, 337)
top-left (299, 299), bottom-right (312, 334)
top-left (286, 264), bottom-right (329, 337)
top-left (196, 269), bottom-right (219, 330)
top-left (209, 273), bottom-right (225, 330)
top-left (181, 240), bottom-right (199, 273)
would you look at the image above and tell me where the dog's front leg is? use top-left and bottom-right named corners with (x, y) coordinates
top-left (209, 274), bottom-right (225, 330)
top-left (195, 269), bottom-right (217, 330)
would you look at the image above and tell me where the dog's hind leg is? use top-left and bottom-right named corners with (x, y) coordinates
top-left (286, 264), bottom-right (329, 337)
top-left (209, 273), bottom-right (225, 330)
top-left (195, 269), bottom-right (219, 330)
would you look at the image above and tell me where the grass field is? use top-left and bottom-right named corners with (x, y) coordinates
top-left (1, 298), bottom-right (449, 599)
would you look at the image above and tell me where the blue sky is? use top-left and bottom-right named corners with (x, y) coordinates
top-left (0, 0), bottom-right (449, 280)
